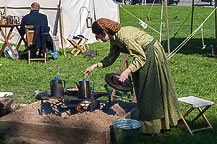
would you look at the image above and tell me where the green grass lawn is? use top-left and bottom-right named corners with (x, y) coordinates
top-left (0, 5), bottom-right (217, 144)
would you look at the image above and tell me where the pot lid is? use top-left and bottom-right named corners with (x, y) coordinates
top-left (105, 73), bottom-right (133, 92)
top-left (52, 76), bottom-right (61, 81)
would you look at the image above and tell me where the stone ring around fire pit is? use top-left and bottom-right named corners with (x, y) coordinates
top-left (37, 92), bottom-right (112, 117)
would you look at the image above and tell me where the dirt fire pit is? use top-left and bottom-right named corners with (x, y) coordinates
top-left (0, 99), bottom-right (138, 144)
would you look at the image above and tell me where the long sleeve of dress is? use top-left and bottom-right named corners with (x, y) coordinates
top-left (124, 38), bottom-right (146, 72)
top-left (97, 26), bottom-right (153, 73)
top-left (97, 44), bottom-right (120, 68)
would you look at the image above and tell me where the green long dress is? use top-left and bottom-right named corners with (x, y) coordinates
top-left (97, 26), bottom-right (181, 134)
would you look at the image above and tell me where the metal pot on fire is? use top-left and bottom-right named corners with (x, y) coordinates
top-left (75, 79), bottom-right (92, 99)
top-left (50, 76), bottom-right (65, 97)
top-left (65, 86), bottom-right (79, 96)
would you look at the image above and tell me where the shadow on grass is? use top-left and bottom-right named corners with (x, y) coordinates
top-left (140, 118), bottom-right (217, 144)
top-left (162, 38), bottom-right (217, 57)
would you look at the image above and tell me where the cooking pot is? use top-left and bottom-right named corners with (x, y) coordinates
top-left (65, 86), bottom-right (79, 96)
top-left (50, 76), bottom-right (65, 97)
top-left (75, 79), bottom-right (92, 99)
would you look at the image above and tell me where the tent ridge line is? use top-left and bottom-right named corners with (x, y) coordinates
top-left (0, 7), bottom-right (58, 10)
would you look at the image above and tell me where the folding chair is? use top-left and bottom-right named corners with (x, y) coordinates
top-left (25, 25), bottom-right (48, 64)
top-left (67, 35), bottom-right (88, 56)
top-left (178, 96), bottom-right (214, 135)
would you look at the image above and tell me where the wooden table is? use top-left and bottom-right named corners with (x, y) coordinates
top-left (0, 24), bottom-right (26, 60)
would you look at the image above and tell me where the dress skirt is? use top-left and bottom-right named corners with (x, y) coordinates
top-left (132, 39), bottom-right (182, 134)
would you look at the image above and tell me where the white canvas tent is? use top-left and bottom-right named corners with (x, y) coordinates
top-left (0, 0), bottom-right (119, 48)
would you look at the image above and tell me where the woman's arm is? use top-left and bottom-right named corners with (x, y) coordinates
top-left (119, 67), bottom-right (131, 82)
top-left (125, 39), bottom-right (146, 73)
top-left (84, 43), bottom-right (120, 76)
top-left (84, 63), bottom-right (98, 76)
top-left (97, 44), bottom-right (120, 68)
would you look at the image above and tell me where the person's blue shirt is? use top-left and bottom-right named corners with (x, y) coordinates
top-left (20, 10), bottom-right (48, 35)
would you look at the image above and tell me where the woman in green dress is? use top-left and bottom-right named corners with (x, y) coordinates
top-left (84, 18), bottom-right (181, 134)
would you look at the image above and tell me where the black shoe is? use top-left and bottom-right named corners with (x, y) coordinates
top-left (84, 49), bottom-right (98, 58)
top-left (18, 50), bottom-right (28, 56)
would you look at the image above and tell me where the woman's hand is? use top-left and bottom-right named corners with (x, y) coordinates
top-left (84, 64), bottom-right (98, 77)
top-left (119, 68), bottom-right (131, 82)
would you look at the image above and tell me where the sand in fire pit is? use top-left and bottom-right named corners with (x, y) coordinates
top-left (0, 100), bottom-right (124, 132)
top-left (0, 100), bottom-right (138, 143)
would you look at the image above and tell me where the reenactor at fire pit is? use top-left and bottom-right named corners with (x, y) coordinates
top-left (84, 18), bottom-right (181, 134)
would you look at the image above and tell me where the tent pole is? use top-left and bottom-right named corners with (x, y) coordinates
top-left (165, 0), bottom-right (170, 55)
top-left (215, 0), bottom-right (217, 43)
top-left (215, 0), bottom-right (217, 55)
top-left (117, 5), bottom-right (120, 23)
top-left (190, 0), bottom-right (194, 48)
top-left (4, 7), bottom-right (8, 16)
top-left (0, 7), bottom-right (58, 10)
top-left (54, 0), bottom-right (61, 36)
top-left (4, 7), bottom-right (8, 36)
top-left (60, 7), bottom-right (66, 56)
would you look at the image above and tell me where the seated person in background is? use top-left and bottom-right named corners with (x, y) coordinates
top-left (20, 2), bottom-right (58, 59)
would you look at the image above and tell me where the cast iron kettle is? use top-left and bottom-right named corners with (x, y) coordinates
top-left (75, 78), bottom-right (91, 99)
top-left (50, 76), bottom-right (65, 97)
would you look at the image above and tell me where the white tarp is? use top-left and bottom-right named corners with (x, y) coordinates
top-left (0, 0), bottom-right (119, 48)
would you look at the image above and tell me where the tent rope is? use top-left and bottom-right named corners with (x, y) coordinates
top-left (160, 0), bottom-right (164, 42)
top-left (120, 5), bottom-right (161, 35)
top-left (145, 0), bottom-right (156, 22)
top-left (167, 7), bottom-right (217, 60)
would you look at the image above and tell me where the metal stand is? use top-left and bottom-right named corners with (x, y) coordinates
top-left (39, 92), bottom-right (111, 116)
top-left (110, 54), bottom-right (136, 102)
